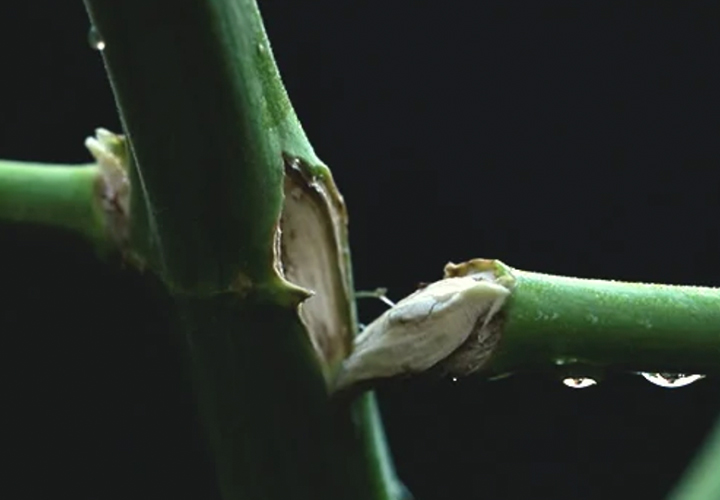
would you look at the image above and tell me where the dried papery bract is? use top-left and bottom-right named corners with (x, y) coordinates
top-left (278, 156), bottom-right (355, 380)
top-left (333, 264), bottom-right (514, 394)
top-left (85, 128), bottom-right (131, 246)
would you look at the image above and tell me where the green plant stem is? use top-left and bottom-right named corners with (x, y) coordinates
top-left (177, 295), bottom-right (400, 500)
top-left (0, 161), bottom-right (109, 250)
top-left (82, 0), bottom-right (402, 499)
top-left (83, 0), bottom-right (320, 294)
top-left (487, 264), bottom-right (720, 377)
top-left (668, 414), bottom-right (720, 500)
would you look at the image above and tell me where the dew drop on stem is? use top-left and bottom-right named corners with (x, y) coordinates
top-left (640, 372), bottom-right (705, 388)
top-left (562, 377), bottom-right (597, 389)
top-left (88, 26), bottom-right (105, 51)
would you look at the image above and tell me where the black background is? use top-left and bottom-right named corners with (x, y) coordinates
top-left (2, 1), bottom-right (720, 499)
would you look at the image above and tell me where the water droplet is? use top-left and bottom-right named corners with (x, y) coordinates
top-left (640, 372), bottom-right (705, 388)
top-left (451, 377), bottom-right (458, 383)
top-left (554, 357), bottom-right (579, 366)
top-left (562, 377), bottom-right (597, 389)
top-left (88, 26), bottom-right (105, 51)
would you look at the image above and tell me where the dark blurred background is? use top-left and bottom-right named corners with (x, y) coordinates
top-left (1, 1), bottom-right (720, 499)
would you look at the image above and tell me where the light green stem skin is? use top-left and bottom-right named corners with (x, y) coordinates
top-left (488, 267), bottom-right (720, 376)
top-left (82, 1), bottom-right (402, 499)
top-left (0, 161), bottom-right (108, 250)
top-left (668, 416), bottom-right (720, 500)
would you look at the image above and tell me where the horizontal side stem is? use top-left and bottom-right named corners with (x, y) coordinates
top-left (0, 161), bottom-right (110, 250)
top-left (490, 268), bottom-right (720, 376)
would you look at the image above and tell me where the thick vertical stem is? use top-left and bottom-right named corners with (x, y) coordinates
top-left (82, 1), bottom-right (403, 499)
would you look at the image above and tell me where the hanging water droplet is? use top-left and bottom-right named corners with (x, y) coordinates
top-left (640, 372), bottom-right (705, 388)
top-left (88, 26), bottom-right (106, 51)
top-left (562, 377), bottom-right (597, 389)
top-left (451, 377), bottom-right (458, 383)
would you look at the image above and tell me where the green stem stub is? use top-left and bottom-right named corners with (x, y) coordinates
top-left (0, 161), bottom-right (108, 251)
top-left (0, 130), bottom-right (130, 258)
